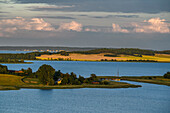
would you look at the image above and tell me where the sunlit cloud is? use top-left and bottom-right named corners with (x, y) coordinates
top-left (57, 21), bottom-right (82, 32)
top-left (0, 17), bottom-right (55, 37)
top-left (111, 18), bottom-right (170, 33)
top-left (133, 18), bottom-right (170, 33)
top-left (112, 23), bottom-right (129, 33)
top-left (0, 17), bottom-right (169, 37)
top-left (84, 28), bottom-right (100, 32)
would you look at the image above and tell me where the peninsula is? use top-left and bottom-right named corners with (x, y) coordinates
top-left (0, 64), bottom-right (141, 90)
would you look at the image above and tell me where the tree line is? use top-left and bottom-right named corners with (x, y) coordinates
top-left (0, 64), bottom-right (106, 85)
top-left (71, 48), bottom-right (170, 55)
top-left (0, 52), bottom-right (51, 60)
top-left (1, 64), bottom-right (169, 86)
top-left (71, 48), bottom-right (156, 56)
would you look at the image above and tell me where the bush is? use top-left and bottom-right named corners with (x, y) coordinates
top-left (163, 72), bottom-right (170, 79)
top-left (101, 81), bottom-right (109, 85)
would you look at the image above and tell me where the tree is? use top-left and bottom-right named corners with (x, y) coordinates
top-left (0, 64), bottom-right (8, 74)
top-left (164, 72), bottom-right (170, 79)
top-left (53, 70), bottom-right (61, 81)
top-left (78, 75), bottom-right (85, 83)
top-left (36, 64), bottom-right (55, 85)
top-left (27, 67), bottom-right (34, 77)
top-left (61, 77), bottom-right (68, 85)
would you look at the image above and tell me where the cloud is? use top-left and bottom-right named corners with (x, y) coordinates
top-left (57, 21), bottom-right (82, 32)
top-left (14, 0), bottom-right (170, 13)
top-left (133, 18), bottom-right (170, 33)
top-left (0, 17), bottom-right (169, 38)
top-left (92, 15), bottom-right (139, 19)
top-left (111, 18), bottom-right (170, 33)
top-left (112, 24), bottom-right (129, 33)
top-left (28, 5), bottom-right (75, 11)
top-left (0, 17), bottom-right (55, 37)
top-left (84, 28), bottom-right (100, 32)
top-left (0, 11), bottom-right (9, 13)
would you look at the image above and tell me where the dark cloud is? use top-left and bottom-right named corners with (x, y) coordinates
top-left (92, 15), bottom-right (139, 19)
top-left (34, 16), bottom-right (75, 19)
top-left (28, 6), bottom-right (74, 11)
top-left (78, 14), bottom-right (88, 17)
top-left (14, 0), bottom-right (170, 13)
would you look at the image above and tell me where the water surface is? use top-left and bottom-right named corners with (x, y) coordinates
top-left (0, 81), bottom-right (169, 113)
top-left (0, 51), bottom-right (170, 113)
top-left (2, 61), bottom-right (170, 77)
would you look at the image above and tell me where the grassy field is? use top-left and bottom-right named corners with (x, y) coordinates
top-left (121, 76), bottom-right (170, 86)
top-left (97, 76), bottom-right (170, 86)
top-left (0, 74), bottom-right (25, 86)
top-left (0, 74), bottom-right (25, 90)
top-left (36, 53), bottom-right (170, 62)
top-left (0, 74), bottom-right (141, 90)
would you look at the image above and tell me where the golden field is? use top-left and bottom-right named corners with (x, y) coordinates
top-left (36, 53), bottom-right (170, 62)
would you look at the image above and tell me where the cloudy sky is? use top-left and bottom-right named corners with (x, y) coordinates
top-left (0, 0), bottom-right (170, 50)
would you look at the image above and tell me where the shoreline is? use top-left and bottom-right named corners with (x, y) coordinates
top-left (0, 84), bottom-right (142, 91)
top-left (27, 59), bottom-right (170, 63)
top-left (97, 76), bottom-right (170, 86)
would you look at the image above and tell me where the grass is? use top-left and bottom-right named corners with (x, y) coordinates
top-left (0, 86), bottom-right (20, 90)
top-left (22, 77), bottom-right (40, 85)
top-left (0, 74), bottom-right (25, 86)
top-left (0, 74), bottom-right (24, 90)
top-left (121, 76), bottom-right (170, 86)
top-left (36, 53), bottom-right (170, 63)
top-left (97, 76), bottom-right (170, 86)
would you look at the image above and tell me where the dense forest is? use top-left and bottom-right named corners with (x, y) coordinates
top-left (0, 58), bottom-right (26, 63)
top-left (72, 48), bottom-right (153, 55)
top-left (72, 48), bottom-right (170, 55)
top-left (0, 52), bottom-right (51, 60)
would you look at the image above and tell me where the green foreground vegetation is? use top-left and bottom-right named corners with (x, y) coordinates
top-left (0, 64), bottom-right (141, 90)
top-left (0, 74), bottom-right (141, 90)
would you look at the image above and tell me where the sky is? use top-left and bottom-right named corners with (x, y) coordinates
top-left (0, 0), bottom-right (170, 50)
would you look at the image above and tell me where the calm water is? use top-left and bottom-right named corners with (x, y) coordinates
top-left (0, 51), bottom-right (170, 113)
top-left (1, 60), bottom-right (170, 77)
top-left (0, 50), bottom-right (33, 54)
top-left (0, 81), bottom-right (170, 113)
